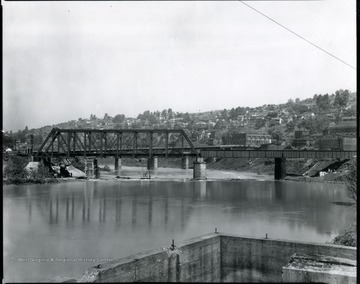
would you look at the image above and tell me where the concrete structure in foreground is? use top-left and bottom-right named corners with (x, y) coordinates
top-left (78, 232), bottom-right (356, 283)
top-left (282, 253), bottom-right (356, 284)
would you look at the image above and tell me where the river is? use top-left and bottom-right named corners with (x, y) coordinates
top-left (3, 167), bottom-right (355, 282)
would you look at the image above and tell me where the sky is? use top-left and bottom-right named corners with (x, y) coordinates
top-left (3, 0), bottom-right (357, 132)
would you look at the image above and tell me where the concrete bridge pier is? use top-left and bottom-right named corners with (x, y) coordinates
top-left (85, 158), bottom-right (94, 178)
top-left (193, 157), bottom-right (206, 180)
top-left (274, 157), bottom-right (286, 180)
top-left (114, 157), bottom-right (122, 170)
top-left (93, 158), bottom-right (100, 178)
top-left (147, 156), bottom-right (158, 170)
top-left (115, 157), bottom-right (122, 176)
top-left (182, 156), bottom-right (189, 169)
top-left (85, 158), bottom-right (100, 179)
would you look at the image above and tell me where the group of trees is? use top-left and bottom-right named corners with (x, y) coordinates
top-left (4, 156), bottom-right (56, 184)
top-left (298, 115), bottom-right (330, 134)
top-left (314, 89), bottom-right (350, 112)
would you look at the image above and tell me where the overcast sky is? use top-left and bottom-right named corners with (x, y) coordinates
top-left (3, 0), bottom-right (356, 131)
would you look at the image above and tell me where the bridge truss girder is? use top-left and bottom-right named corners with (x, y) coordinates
top-left (35, 128), bottom-right (200, 159)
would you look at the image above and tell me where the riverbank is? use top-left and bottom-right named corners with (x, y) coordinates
top-left (3, 156), bottom-right (353, 185)
top-left (206, 157), bottom-right (353, 185)
top-left (2, 177), bottom-right (59, 185)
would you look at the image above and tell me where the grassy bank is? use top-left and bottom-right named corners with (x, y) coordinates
top-left (3, 177), bottom-right (59, 185)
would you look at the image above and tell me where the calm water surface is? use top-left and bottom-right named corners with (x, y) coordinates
top-left (3, 167), bottom-right (355, 282)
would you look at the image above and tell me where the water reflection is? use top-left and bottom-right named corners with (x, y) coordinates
top-left (3, 179), bottom-right (355, 283)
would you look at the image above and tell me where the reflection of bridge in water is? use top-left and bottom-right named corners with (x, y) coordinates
top-left (25, 128), bottom-right (356, 180)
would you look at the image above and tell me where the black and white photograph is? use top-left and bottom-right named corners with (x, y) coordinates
top-left (3, 0), bottom-right (357, 282)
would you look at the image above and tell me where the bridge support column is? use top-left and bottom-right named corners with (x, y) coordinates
top-left (274, 157), bottom-right (286, 180)
top-left (193, 157), bottom-right (206, 180)
top-left (114, 157), bottom-right (122, 171)
top-left (85, 158), bottom-right (94, 179)
top-left (147, 156), bottom-right (158, 170)
top-left (85, 158), bottom-right (100, 179)
top-left (182, 156), bottom-right (189, 170)
top-left (93, 158), bottom-right (100, 178)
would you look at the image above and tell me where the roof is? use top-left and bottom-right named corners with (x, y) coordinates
top-left (304, 160), bottom-right (336, 177)
top-left (329, 122), bottom-right (356, 130)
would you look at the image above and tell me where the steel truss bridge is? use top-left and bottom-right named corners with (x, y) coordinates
top-left (34, 128), bottom-right (200, 159)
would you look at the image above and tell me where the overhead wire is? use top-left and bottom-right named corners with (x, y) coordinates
top-left (239, 1), bottom-right (356, 70)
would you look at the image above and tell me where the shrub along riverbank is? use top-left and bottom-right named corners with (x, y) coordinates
top-left (3, 156), bottom-right (58, 185)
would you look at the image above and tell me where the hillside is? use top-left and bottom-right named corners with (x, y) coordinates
top-left (3, 90), bottom-right (356, 152)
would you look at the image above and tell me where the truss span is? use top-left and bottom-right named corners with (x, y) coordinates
top-left (34, 128), bottom-right (200, 159)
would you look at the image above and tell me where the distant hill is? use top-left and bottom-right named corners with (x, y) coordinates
top-left (3, 89), bottom-right (356, 151)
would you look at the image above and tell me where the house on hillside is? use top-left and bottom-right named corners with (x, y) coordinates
top-left (323, 121), bottom-right (356, 137)
top-left (222, 133), bottom-right (271, 147)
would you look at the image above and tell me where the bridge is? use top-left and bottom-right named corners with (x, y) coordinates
top-left (24, 128), bottom-right (356, 180)
top-left (34, 128), bottom-right (200, 159)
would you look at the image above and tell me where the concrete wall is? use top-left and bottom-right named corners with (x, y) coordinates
top-left (79, 233), bottom-right (221, 282)
top-left (282, 253), bottom-right (357, 284)
top-left (220, 233), bottom-right (357, 282)
top-left (78, 233), bottom-right (356, 283)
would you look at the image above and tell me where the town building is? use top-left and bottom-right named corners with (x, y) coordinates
top-left (222, 133), bottom-right (272, 147)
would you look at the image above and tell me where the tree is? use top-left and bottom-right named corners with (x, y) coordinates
top-left (103, 113), bottom-right (112, 121)
top-left (255, 119), bottom-right (266, 129)
top-left (316, 94), bottom-right (331, 111)
top-left (221, 109), bottom-right (229, 120)
top-left (292, 103), bottom-right (308, 114)
top-left (266, 111), bottom-right (277, 119)
top-left (28, 162), bottom-right (53, 181)
top-left (229, 108), bottom-right (237, 120)
top-left (4, 156), bottom-right (28, 180)
top-left (148, 114), bottom-right (157, 125)
top-left (113, 114), bottom-right (126, 124)
top-left (343, 105), bottom-right (356, 117)
top-left (299, 115), bottom-right (330, 134)
top-left (168, 108), bottom-right (173, 119)
top-left (345, 159), bottom-right (357, 203)
top-left (183, 112), bottom-right (191, 123)
top-left (3, 134), bottom-right (15, 149)
top-left (268, 126), bottom-right (284, 144)
top-left (333, 89), bottom-right (350, 109)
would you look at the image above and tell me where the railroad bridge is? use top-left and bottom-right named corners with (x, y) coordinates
top-left (28, 128), bottom-right (356, 180)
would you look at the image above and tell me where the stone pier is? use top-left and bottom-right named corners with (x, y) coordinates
top-left (193, 157), bottom-right (206, 180)
top-left (274, 157), bottom-right (286, 180)
top-left (181, 156), bottom-right (189, 170)
top-left (147, 156), bottom-right (158, 170)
